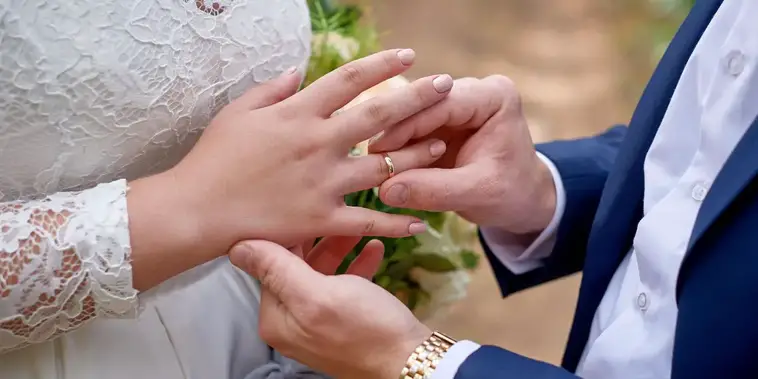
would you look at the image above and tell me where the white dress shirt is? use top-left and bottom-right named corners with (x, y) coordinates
top-left (433, 0), bottom-right (758, 377)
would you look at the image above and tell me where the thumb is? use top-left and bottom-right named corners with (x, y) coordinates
top-left (229, 240), bottom-right (321, 303)
top-left (379, 167), bottom-right (474, 211)
top-left (238, 67), bottom-right (302, 110)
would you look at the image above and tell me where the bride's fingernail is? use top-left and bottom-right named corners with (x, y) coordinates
top-left (409, 222), bottom-right (427, 235)
top-left (430, 140), bottom-right (447, 157)
top-left (397, 49), bottom-right (416, 66)
top-left (433, 74), bottom-right (454, 93)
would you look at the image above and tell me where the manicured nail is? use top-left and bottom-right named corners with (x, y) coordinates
top-left (432, 74), bottom-right (453, 93)
top-left (287, 66), bottom-right (298, 74)
top-left (385, 184), bottom-right (409, 205)
top-left (429, 140), bottom-right (447, 157)
top-left (409, 222), bottom-right (427, 235)
top-left (397, 49), bottom-right (416, 66)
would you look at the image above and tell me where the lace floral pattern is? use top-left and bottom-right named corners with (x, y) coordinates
top-left (0, 0), bottom-right (311, 200)
top-left (0, 0), bottom-right (311, 354)
top-left (0, 180), bottom-right (134, 353)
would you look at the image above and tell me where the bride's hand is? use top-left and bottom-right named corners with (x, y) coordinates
top-left (128, 49), bottom-right (453, 287)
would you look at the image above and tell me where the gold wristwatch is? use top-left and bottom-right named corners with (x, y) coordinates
top-left (400, 331), bottom-right (457, 379)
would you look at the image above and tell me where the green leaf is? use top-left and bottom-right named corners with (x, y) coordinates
top-left (407, 288), bottom-right (420, 310)
top-left (413, 254), bottom-right (457, 272)
top-left (384, 257), bottom-right (415, 279)
top-left (393, 237), bottom-right (420, 255)
top-left (375, 275), bottom-right (391, 288)
top-left (423, 212), bottom-right (447, 231)
top-left (459, 250), bottom-right (481, 270)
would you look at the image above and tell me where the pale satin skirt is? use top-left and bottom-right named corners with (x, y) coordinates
top-left (0, 258), bottom-right (273, 379)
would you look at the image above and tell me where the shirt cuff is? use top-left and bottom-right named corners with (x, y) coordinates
top-left (479, 152), bottom-right (566, 275)
top-left (431, 340), bottom-right (481, 379)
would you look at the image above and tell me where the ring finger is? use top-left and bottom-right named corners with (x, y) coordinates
top-left (339, 138), bottom-right (447, 194)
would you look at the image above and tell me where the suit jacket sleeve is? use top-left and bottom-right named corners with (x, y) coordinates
top-left (481, 124), bottom-right (627, 297)
top-left (454, 346), bottom-right (580, 379)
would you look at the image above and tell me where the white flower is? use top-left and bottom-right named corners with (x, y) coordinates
top-left (412, 214), bottom-right (476, 265)
top-left (312, 32), bottom-right (360, 61)
top-left (410, 268), bottom-right (471, 320)
top-left (413, 224), bottom-right (460, 259)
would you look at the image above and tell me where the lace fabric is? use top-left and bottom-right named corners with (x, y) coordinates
top-left (0, 180), bottom-right (135, 353)
top-left (0, 0), bottom-right (310, 357)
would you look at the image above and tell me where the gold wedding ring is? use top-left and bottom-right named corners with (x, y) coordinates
top-left (382, 153), bottom-right (396, 178)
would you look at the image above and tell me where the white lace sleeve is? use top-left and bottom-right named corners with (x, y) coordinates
top-left (0, 179), bottom-right (137, 354)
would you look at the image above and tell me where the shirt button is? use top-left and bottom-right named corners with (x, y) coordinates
top-left (723, 50), bottom-right (746, 76)
top-left (637, 292), bottom-right (649, 311)
top-left (692, 183), bottom-right (708, 202)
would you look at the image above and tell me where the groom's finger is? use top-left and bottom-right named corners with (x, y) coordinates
top-left (229, 240), bottom-right (321, 303)
top-left (306, 236), bottom-right (362, 275)
top-left (340, 139), bottom-right (447, 194)
top-left (379, 166), bottom-right (475, 211)
top-left (346, 239), bottom-right (384, 279)
top-left (368, 77), bottom-right (501, 152)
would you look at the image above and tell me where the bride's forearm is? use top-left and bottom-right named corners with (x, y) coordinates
top-left (127, 172), bottom-right (225, 291)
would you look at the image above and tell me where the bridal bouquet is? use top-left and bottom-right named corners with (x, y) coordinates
top-left (304, 0), bottom-right (480, 319)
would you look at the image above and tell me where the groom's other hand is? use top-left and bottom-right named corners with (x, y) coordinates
top-left (229, 238), bottom-right (431, 379)
top-left (369, 76), bottom-right (556, 234)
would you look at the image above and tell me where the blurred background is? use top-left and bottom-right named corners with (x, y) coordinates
top-left (344, 0), bottom-right (691, 364)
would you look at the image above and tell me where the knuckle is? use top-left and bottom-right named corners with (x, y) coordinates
top-left (362, 218), bottom-right (376, 235)
top-left (306, 201), bottom-right (332, 224)
top-left (381, 52), bottom-right (396, 73)
top-left (485, 75), bottom-right (522, 108)
top-left (412, 86), bottom-right (429, 105)
top-left (293, 142), bottom-right (319, 162)
top-left (376, 155), bottom-right (387, 179)
top-left (485, 74), bottom-right (516, 90)
top-left (275, 103), bottom-right (298, 121)
top-left (302, 297), bottom-right (334, 324)
top-left (365, 102), bottom-right (391, 125)
top-left (338, 64), bottom-right (363, 85)
top-left (292, 129), bottom-right (328, 161)
top-left (260, 269), bottom-right (284, 295)
top-left (411, 183), bottom-right (449, 209)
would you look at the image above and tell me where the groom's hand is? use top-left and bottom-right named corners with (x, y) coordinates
top-left (230, 237), bottom-right (431, 379)
top-left (369, 76), bottom-right (556, 234)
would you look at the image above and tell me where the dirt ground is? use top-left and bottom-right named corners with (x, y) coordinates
top-left (356, 0), bottom-right (653, 364)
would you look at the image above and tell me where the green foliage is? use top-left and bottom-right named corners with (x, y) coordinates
top-left (304, 0), bottom-right (379, 87)
top-left (647, 0), bottom-right (696, 62)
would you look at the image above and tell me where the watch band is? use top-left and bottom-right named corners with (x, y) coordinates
top-left (400, 331), bottom-right (457, 379)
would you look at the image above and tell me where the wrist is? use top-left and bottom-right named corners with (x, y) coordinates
top-left (393, 328), bottom-right (458, 379)
top-left (519, 153), bottom-right (557, 234)
top-left (375, 324), bottom-right (432, 379)
top-left (127, 172), bottom-right (220, 289)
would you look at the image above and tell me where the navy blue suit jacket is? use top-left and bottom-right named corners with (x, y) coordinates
top-left (458, 0), bottom-right (758, 377)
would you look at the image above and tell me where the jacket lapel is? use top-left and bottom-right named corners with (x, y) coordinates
top-left (562, 0), bottom-right (724, 371)
top-left (684, 119), bottom-right (758, 254)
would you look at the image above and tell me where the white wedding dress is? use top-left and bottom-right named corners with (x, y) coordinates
top-left (0, 0), bottom-right (315, 378)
